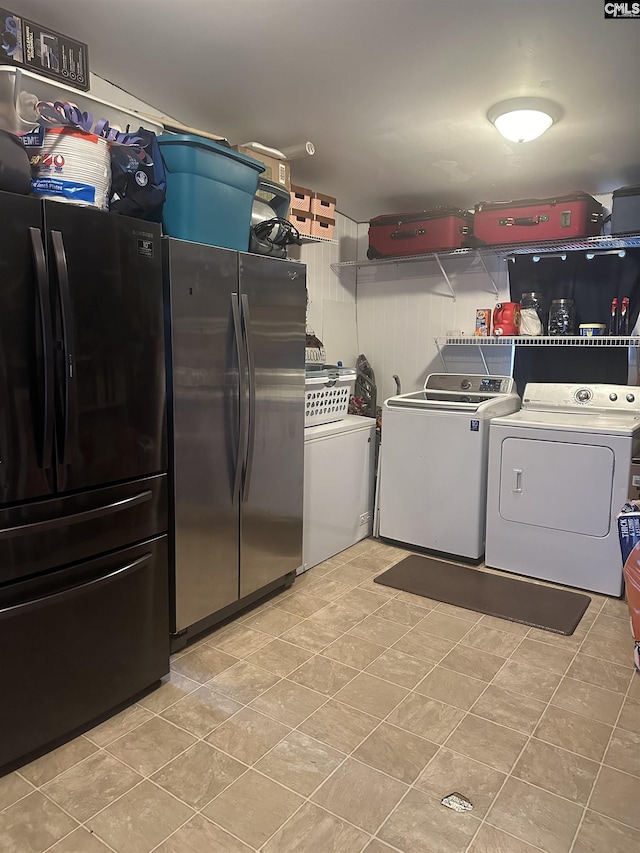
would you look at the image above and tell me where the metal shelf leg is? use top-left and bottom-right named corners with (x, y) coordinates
top-left (477, 252), bottom-right (500, 299)
top-left (434, 254), bottom-right (456, 300)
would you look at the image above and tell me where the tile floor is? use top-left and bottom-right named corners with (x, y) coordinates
top-left (1, 538), bottom-right (639, 853)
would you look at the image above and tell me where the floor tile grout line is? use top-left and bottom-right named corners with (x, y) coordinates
top-left (321, 611), bottom-right (490, 846)
top-left (164, 553), bottom-right (631, 848)
top-left (426, 641), bottom-right (532, 851)
top-left (0, 782), bottom-right (38, 816)
top-left (26, 743), bottom-right (126, 792)
top-left (54, 717), bottom-right (256, 833)
top-left (173, 571), bottom-right (640, 842)
top-left (72, 774), bottom-right (195, 831)
top-left (40, 820), bottom-right (121, 853)
top-left (83, 703), bottom-right (167, 750)
top-left (250, 619), bottom-right (460, 850)
top-left (16, 544), bottom-right (636, 853)
top-left (146, 792), bottom-right (259, 853)
top-left (235, 555), bottom-right (420, 850)
top-left (462, 595), bottom-right (606, 853)
top-left (28, 786), bottom-right (82, 849)
top-left (567, 653), bottom-right (639, 853)
top-left (138, 675), bottom-right (203, 715)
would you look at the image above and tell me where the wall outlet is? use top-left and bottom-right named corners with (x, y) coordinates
top-left (359, 512), bottom-right (371, 526)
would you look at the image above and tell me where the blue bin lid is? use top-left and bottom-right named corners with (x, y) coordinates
top-left (157, 134), bottom-right (265, 173)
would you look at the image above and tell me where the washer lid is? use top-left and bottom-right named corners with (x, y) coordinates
top-left (387, 391), bottom-right (493, 412)
top-left (491, 407), bottom-right (640, 436)
top-left (387, 372), bottom-right (517, 412)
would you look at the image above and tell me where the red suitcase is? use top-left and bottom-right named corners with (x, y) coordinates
top-left (367, 207), bottom-right (472, 259)
top-left (473, 192), bottom-right (603, 246)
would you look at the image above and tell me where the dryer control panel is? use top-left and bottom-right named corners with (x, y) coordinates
top-left (522, 383), bottom-right (640, 414)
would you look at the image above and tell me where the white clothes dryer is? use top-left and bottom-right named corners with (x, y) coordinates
top-left (485, 383), bottom-right (640, 596)
top-left (378, 374), bottom-right (520, 559)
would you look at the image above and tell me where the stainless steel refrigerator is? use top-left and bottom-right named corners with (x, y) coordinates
top-left (0, 191), bottom-right (169, 772)
top-left (163, 240), bottom-right (306, 647)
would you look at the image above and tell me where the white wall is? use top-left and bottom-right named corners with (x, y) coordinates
top-left (88, 73), bottom-right (172, 126)
top-left (352, 236), bottom-right (512, 401)
top-left (288, 212), bottom-right (359, 367)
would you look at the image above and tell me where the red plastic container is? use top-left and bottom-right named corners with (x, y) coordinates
top-left (474, 192), bottom-right (603, 245)
top-left (493, 302), bottom-right (521, 336)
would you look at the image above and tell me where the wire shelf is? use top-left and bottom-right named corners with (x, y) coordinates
top-left (331, 233), bottom-right (640, 272)
top-left (436, 335), bottom-right (640, 347)
top-left (298, 234), bottom-right (338, 245)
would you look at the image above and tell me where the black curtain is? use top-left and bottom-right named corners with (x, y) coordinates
top-left (509, 249), bottom-right (640, 395)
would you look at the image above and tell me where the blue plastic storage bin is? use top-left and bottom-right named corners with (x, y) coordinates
top-left (157, 134), bottom-right (265, 250)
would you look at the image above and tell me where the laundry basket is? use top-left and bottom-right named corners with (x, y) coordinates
top-left (305, 367), bottom-right (357, 427)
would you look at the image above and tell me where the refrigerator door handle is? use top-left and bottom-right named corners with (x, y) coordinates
top-left (29, 227), bottom-right (55, 470)
top-left (0, 490), bottom-right (152, 541)
top-left (51, 230), bottom-right (77, 467)
top-left (240, 293), bottom-right (256, 502)
top-left (231, 293), bottom-right (248, 505)
top-left (0, 553), bottom-right (152, 619)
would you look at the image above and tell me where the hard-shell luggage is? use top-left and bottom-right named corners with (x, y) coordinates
top-left (367, 207), bottom-right (472, 259)
top-left (611, 186), bottom-right (640, 235)
top-left (473, 192), bottom-right (603, 245)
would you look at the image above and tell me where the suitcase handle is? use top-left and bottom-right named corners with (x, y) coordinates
top-left (498, 215), bottom-right (549, 227)
top-left (391, 228), bottom-right (426, 240)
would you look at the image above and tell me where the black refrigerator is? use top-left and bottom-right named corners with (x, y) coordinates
top-left (0, 191), bottom-right (169, 772)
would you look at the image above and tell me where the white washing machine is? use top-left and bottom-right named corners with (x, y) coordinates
top-left (378, 374), bottom-right (520, 560)
top-left (485, 383), bottom-right (640, 596)
top-left (302, 415), bottom-right (377, 573)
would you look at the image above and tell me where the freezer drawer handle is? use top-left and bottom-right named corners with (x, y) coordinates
top-left (29, 227), bottom-right (55, 470)
top-left (513, 468), bottom-right (523, 494)
top-left (231, 293), bottom-right (248, 505)
top-left (0, 490), bottom-right (152, 541)
top-left (498, 215), bottom-right (549, 227)
top-left (0, 553), bottom-right (152, 619)
top-left (391, 228), bottom-right (425, 240)
top-left (241, 293), bottom-right (256, 502)
top-left (51, 230), bottom-right (77, 467)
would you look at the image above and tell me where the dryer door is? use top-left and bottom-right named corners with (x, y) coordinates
top-left (498, 438), bottom-right (614, 536)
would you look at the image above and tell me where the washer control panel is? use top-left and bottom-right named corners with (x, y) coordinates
top-left (426, 374), bottom-right (514, 394)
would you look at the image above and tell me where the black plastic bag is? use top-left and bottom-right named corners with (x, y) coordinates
top-left (0, 129), bottom-right (31, 195)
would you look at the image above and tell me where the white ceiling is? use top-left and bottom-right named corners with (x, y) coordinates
top-left (12, 0), bottom-right (640, 221)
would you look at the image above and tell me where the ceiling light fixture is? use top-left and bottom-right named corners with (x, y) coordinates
top-left (487, 98), bottom-right (563, 143)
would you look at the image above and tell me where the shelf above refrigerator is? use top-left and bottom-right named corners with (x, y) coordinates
top-left (0, 65), bottom-right (165, 136)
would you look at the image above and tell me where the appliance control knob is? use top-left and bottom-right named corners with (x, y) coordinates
top-left (461, 379), bottom-right (472, 390)
top-left (610, 393), bottom-right (618, 401)
top-left (576, 388), bottom-right (592, 403)
top-left (627, 393), bottom-right (635, 403)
